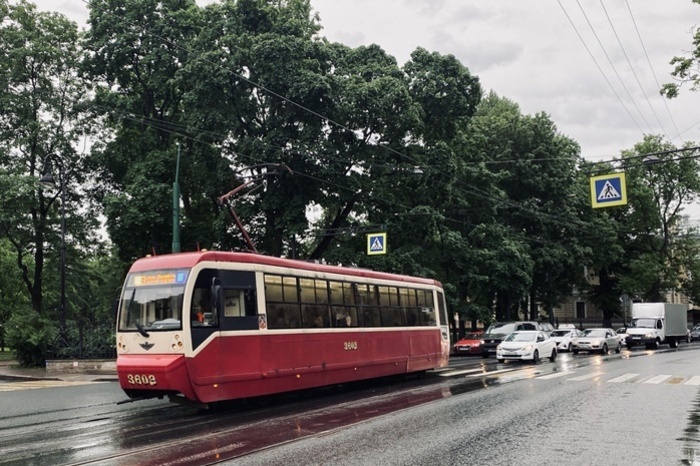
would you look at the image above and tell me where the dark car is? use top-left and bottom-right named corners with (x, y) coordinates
top-left (691, 324), bottom-right (700, 341)
top-left (481, 321), bottom-right (543, 357)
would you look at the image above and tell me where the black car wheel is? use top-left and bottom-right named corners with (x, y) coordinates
top-left (549, 348), bottom-right (557, 362)
top-left (532, 350), bottom-right (540, 364)
top-left (602, 343), bottom-right (608, 355)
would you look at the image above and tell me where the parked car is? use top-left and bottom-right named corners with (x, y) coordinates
top-left (572, 328), bottom-right (622, 355)
top-left (496, 330), bottom-right (557, 363)
top-left (453, 331), bottom-right (484, 355)
top-left (550, 328), bottom-right (582, 352)
top-left (616, 327), bottom-right (629, 346)
top-left (691, 324), bottom-right (700, 341)
top-left (481, 321), bottom-right (545, 357)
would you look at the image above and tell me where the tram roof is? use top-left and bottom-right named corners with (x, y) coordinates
top-left (129, 251), bottom-right (442, 287)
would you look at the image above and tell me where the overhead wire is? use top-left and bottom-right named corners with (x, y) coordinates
top-left (573, 0), bottom-right (654, 133)
top-left (556, 0), bottom-right (645, 134)
top-left (598, 0), bottom-right (672, 142)
top-left (625, 0), bottom-right (685, 144)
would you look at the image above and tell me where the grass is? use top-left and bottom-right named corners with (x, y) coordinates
top-left (0, 349), bottom-right (15, 362)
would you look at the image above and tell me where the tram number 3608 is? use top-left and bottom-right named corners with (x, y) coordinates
top-left (126, 374), bottom-right (157, 386)
top-left (343, 341), bottom-right (358, 350)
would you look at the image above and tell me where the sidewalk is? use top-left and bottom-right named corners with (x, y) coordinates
top-left (0, 359), bottom-right (118, 383)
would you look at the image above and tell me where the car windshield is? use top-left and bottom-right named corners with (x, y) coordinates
top-left (631, 318), bottom-right (656, 328)
top-left (616, 328), bottom-right (627, 334)
top-left (582, 329), bottom-right (606, 337)
top-left (485, 323), bottom-right (516, 335)
top-left (551, 330), bottom-right (571, 337)
top-left (464, 333), bottom-right (482, 339)
top-left (504, 332), bottom-right (537, 342)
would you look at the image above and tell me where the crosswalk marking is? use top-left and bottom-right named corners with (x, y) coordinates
top-left (0, 380), bottom-right (99, 392)
top-left (441, 367), bottom-right (700, 387)
top-left (644, 374), bottom-right (672, 384)
top-left (567, 372), bottom-right (603, 381)
top-left (608, 373), bottom-right (639, 383)
top-left (536, 371), bottom-right (575, 380)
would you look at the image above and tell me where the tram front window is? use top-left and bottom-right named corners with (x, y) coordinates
top-left (118, 270), bottom-right (188, 332)
top-left (119, 286), bottom-right (184, 331)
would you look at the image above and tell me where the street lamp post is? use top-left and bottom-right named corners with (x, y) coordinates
top-left (172, 143), bottom-right (181, 253)
top-left (39, 155), bottom-right (67, 348)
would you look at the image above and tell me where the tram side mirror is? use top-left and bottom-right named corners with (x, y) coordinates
top-left (211, 278), bottom-right (223, 314)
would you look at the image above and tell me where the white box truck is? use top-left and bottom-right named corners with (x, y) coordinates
top-left (625, 303), bottom-right (690, 349)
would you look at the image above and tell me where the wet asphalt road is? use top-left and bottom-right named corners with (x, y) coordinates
top-left (1, 346), bottom-right (700, 465)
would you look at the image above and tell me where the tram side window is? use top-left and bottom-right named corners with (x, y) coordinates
top-left (437, 291), bottom-right (447, 327)
top-left (265, 274), bottom-right (301, 329)
top-left (328, 281), bottom-right (353, 327)
top-left (191, 288), bottom-right (218, 327)
top-left (416, 289), bottom-right (436, 326)
top-left (353, 284), bottom-right (379, 327)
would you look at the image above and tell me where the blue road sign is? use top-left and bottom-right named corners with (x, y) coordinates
top-left (367, 232), bottom-right (387, 255)
top-left (590, 172), bottom-right (627, 208)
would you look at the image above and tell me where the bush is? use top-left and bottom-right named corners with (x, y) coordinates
top-left (6, 308), bottom-right (57, 367)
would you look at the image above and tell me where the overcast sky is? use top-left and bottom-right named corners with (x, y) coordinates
top-left (33, 0), bottom-right (700, 164)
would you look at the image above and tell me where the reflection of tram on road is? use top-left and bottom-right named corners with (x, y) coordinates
top-left (116, 251), bottom-right (450, 407)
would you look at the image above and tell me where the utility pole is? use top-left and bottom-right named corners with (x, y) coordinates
top-left (172, 143), bottom-right (181, 253)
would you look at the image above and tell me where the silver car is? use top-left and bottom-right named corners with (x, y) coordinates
top-left (550, 328), bottom-right (582, 352)
top-left (572, 328), bottom-right (622, 355)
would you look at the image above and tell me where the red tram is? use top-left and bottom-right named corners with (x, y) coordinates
top-left (116, 251), bottom-right (451, 407)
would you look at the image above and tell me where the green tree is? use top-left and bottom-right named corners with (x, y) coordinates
top-left (618, 135), bottom-right (700, 301)
top-left (0, 1), bottom-right (97, 362)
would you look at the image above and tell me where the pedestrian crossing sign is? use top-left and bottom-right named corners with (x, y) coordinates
top-left (590, 172), bottom-right (627, 208)
top-left (367, 232), bottom-right (387, 255)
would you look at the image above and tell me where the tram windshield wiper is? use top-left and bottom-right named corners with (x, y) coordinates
top-left (125, 288), bottom-right (150, 337)
top-left (135, 320), bottom-right (150, 338)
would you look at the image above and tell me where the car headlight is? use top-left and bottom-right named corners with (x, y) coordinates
top-left (591, 340), bottom-right (600, 346)
top-left (522, 345), bottom-right (532, 351)
top-left (644, 333), bottom-right (653, 339)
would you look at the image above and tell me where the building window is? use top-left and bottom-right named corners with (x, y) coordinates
top-left (575, 301), bottom-right (586, 319)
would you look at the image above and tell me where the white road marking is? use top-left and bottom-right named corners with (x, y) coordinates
top-left (438, 368), bottom-right (485, 377)
top-left (607, 373), bottom-right (640, 383)
top-left (0, 380), bottom-right (99, 392)
top-left (643, 375), bottom-right (672, 384)
top-left (468, 368), bottom-right (519, 377)
top-left (685, 376), bottom-right (700, 386)
top-left (568, 372), bottom-right (603, 381)
top-left (537, 371), bottom-right (575, 380)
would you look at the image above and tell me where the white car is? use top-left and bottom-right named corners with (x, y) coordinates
top-left (550, 328), bottom-right (582, 352)
top-left (496, 330), bottom-right (557, 363)
top-left (572, 328), bottom-right (622, 355)
top-left (616, 327), bottom-right (629, 346)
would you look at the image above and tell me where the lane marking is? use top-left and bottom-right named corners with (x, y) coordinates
top-left (685, 376), bottom-right (700, 386)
